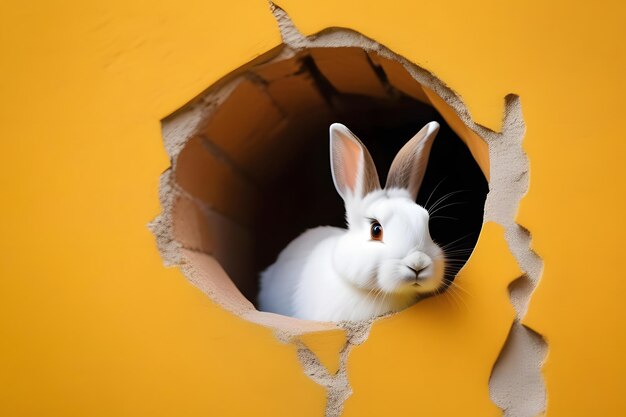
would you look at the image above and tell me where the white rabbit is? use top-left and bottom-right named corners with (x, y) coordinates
top-left (258, 122), bottom-right (445, 322)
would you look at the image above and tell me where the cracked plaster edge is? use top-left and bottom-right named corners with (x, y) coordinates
top-left (483, 99), bottom-right (547, 417)
top-left (269, 3), bottom-right (547, 417)
top-left (148, 169), bottom-right (182, 267)
top-left (160, 77), bottom-right (245, 162)
top-left (148, 169), bottom-right (339, 333)
top-left (295, 320), bottom-right (374, 417)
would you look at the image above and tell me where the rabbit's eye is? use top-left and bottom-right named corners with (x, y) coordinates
top-left (370, 222), bottom-right (383, 241)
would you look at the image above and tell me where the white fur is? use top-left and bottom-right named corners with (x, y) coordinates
top-left (258, 122), bottom-right (445, 322)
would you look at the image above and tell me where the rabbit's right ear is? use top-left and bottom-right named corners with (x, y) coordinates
top-left (330, 123), bottom-right (380, 201)
top-left (385, 121), bottom-right (439, 200)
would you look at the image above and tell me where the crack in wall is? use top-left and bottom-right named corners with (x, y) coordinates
top-left (293, 321), bottom-right (372, 417)
top-left (483, 97), bottom-right (547, 417)
top-left (269, 3), bottom-right (547, 417)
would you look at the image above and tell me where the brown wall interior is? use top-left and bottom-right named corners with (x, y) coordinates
top-left (170, 47), bottom-right (488, 306)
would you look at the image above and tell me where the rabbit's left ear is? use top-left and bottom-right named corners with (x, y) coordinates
top-left (385, 121), bottom-right (440, 200)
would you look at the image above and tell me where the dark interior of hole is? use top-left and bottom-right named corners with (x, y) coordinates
top-left (251, 92), bottom-right (488, 304)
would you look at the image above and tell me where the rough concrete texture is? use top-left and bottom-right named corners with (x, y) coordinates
top-left (151, 2), bottom-right (547, 416)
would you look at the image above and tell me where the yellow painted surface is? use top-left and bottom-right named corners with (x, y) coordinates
top-left (298, 330), bottom-right (347, 375)
top-left (3, 0), bottom-right (626, 416)
top-left (0, 1), bottom-right (327, 416)
top-left (343, 223), bottom-right (518, 416)
top-left (518, 72), bottom-right (626, 415)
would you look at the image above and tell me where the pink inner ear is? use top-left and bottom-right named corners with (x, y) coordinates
top-left (339, 137), bottom-right (361, 193)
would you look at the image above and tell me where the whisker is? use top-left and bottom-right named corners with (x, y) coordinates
top-left (427, 189), bottom-right (466, 212)
top-left (372, 288), bottom-right (384, 313)
top-left (427, 189), bottom-right (467, 214)
top-left (445, 279), bottom-right (472, 297)
top-left (429, 201), bottom-right (469, 217)
top-left (379, 290), bottom-right (390, 314)
top-left (443, 248), bottom-right (474, 255)
top-left (423, 177), bottom-right (448, 210)
top-left (430, 215), bottom-right (459, 221)
top-left (446, 286), bottom-right (469, 311)
top-left (440, 233), bottom-right (475, 250)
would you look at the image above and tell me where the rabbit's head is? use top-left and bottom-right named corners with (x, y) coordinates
top-left (330, 122), bottom-right (445, 298)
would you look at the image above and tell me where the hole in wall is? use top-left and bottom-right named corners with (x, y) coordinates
top-left (155, 45), bottom-right (489, 329)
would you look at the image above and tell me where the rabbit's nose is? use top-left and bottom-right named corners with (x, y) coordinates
top-left (403, 252), bottom-right (433, 281)
top-left (407, 265), bottom-right (426, 281)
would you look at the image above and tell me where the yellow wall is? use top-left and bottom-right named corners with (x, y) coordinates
top-left (0, 1), bottom-right (326, 416)
top-left (2, 0), bottom-right (626, 416)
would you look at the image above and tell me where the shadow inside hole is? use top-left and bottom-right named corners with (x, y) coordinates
top-left (252, 94), bottom-right (488, 305)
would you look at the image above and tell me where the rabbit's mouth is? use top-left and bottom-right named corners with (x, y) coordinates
top-left (374, 256), bottom-right (440, 295)
top-left (406, 257), bottom-right (445, 293)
